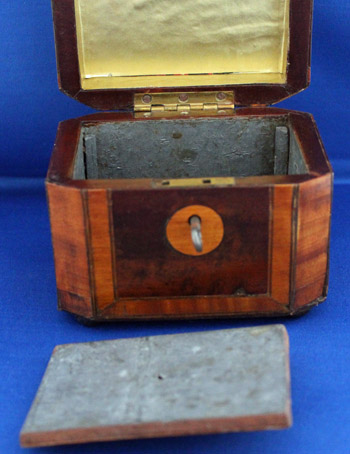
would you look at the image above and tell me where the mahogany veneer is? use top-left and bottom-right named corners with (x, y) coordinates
top-left (47, 0), bottom-right (332, 322)
top-left (46, 108), bottom-right (333, 321)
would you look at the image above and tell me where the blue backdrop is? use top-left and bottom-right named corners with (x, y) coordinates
top-left (1, 1), bottom-right (350, 453)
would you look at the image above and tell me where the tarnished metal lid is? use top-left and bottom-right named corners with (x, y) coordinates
top-left (20, 325), bottom-right (291, 447)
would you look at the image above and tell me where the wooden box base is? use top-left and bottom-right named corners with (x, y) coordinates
top-left (47, 108), bottom-right (332, 322)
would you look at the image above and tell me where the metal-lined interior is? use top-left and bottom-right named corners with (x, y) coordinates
top-left (73, 117), bottom-right (308, 180)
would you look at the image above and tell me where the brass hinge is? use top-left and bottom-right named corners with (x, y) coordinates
top-left (134, 91), bottom-right (235, 118)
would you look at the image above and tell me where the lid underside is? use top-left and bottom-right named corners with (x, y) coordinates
top-left (52, 0), bottom-right (313, 110)
top-left (75, 0), bottom-right (290, 90)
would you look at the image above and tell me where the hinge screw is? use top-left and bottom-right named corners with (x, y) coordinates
top-left (216, 92), bottom-right (227, 101)
top-left (142, 94), bottom-right (152, 104)
top-left (178, 93), bottom-right (189, 103)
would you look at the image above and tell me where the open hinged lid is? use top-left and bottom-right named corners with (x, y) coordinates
top-left (52, 0), bottom-right (313, 111)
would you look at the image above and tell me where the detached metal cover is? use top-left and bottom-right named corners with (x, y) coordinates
top-left (20, 325), bottom-right (291, 447)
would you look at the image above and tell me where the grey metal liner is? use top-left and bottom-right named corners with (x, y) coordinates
top-left (21, 325), bottom-right (292, 447)
top-left (73, 117), bottom-right (307, 180)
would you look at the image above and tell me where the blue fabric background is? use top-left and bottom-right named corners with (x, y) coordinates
top-left (1, 1), bottom-right (350, 453)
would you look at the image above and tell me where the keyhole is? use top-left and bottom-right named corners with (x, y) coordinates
top-left (166, 205), bottom-right (224, 256)
top-left (189, 215), bottom-right (203, 252)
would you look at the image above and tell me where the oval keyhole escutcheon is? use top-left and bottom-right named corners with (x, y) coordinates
top-left (166, 205), bottom-right (224, 256)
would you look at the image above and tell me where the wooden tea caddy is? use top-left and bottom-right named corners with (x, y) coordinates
top-left (48, 0), bottom-right (333, 323)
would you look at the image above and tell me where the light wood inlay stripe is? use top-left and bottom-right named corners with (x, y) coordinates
top-left (271, 185), bottom-right (294, 303)
top-left (87, 190), bottom-right (115, 310)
